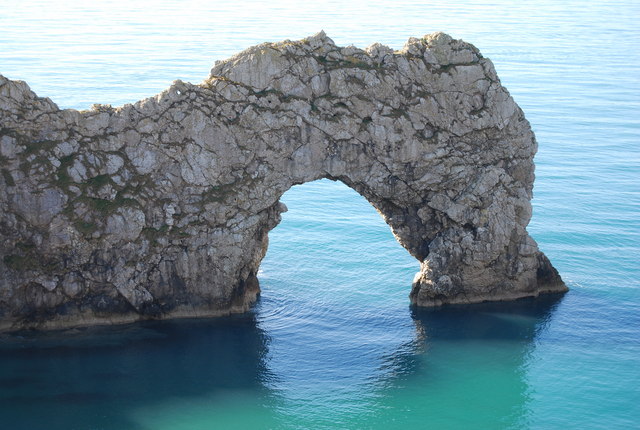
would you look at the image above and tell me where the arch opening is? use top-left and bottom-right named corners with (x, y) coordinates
top-left (257, 178), bottom-right (419, 311)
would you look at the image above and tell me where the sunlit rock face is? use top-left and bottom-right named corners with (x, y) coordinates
top-left (0, 32), bottom-right (565, 331)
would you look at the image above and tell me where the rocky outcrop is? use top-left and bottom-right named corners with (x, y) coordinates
top-left (0, 32), bottom-right (566, 331)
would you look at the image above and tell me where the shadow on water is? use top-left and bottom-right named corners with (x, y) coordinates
top-left (0, 293), bottom-right (568, 429)
top-left (378, 293), bottom-right (566, 376)
top-left (365, 294), bottom-right (566, 429)
top-left (410, 292), bottom-right (566, 341)
top-left (0, 313), bottom-right (274, 430)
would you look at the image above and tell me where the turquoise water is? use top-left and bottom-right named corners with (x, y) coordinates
top-left (1, 1), bottom-right (639, 428)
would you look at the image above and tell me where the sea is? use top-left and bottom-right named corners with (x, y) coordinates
top-left (0, 1), bottom-right (638, 428)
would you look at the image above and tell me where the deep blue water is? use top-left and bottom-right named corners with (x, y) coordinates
top-left (1, 1), bottom-right (639, 428)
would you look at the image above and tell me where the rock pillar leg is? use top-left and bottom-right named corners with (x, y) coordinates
top-left (410, 227), bottom-right (567, 306)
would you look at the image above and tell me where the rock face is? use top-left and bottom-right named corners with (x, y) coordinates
top-left (0, 32), bottom-right (566, 331)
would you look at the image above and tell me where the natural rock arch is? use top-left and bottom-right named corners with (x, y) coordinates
top-left (0, 32), bottom-right (566, 331)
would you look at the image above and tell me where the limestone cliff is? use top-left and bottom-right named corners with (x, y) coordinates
top-left (0, 32), bottom-right (566, 331)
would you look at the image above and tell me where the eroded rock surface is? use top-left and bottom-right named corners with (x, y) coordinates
top-left (0, 32), bottom-right (566, 331)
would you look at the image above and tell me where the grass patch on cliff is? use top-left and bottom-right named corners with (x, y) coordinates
top-left (88, 195), bottom-right (138, 215)
top-left (18, 161), bottom-right (31, 176)
top-left (314, 55), bottom-right (379, 71)
top-left (3, 242), bottom-right (40, 270)
top-left (3, 253), bottom-right (59, 273)
top-left (85, 174), bottom-right (111, 188)
top-left (344, 56), bottom-right (374, 69)
top-left (74, 220), bottom-right (98, 235)
top-left (141, 224), bottom-right (172, 245)
top-left (1, 169), bottom-right (15, 186)
top-left (383, 108), bottom-right (408, 119)
top-left (55, 155), bottom-right (75, 187)
top-left (65, 193), bottom-right (139, 218)
top-left (23, 139), bottom-right (56, 156)
top-left (142, 225), bottom-right (169, 238)
top-left (3, 254), bottom-right (32, 270)
top-left (202, 183), bottom-right (236, 204)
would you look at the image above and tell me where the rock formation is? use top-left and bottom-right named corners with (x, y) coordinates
top-left (0, 32), bottom-right (566, 331)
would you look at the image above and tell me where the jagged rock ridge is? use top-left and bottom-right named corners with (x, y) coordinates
top-left (0, 32), bottom-right (566, 331)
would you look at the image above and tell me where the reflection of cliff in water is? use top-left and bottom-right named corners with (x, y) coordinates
top-left (370, 294), bottom-right (565, 428)
top-left (0, 314), bottom-right (274, 430)
top-left (411, 293), bottom-right (565, 341)
top-left (0, 292), bottom-right (566, 429)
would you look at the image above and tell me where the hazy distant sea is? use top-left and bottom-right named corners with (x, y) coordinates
top-left (1, 1), bottom-right (638, 428)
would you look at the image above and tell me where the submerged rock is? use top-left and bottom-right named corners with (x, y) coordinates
top-left (0, 32), bottom-right (566, 331)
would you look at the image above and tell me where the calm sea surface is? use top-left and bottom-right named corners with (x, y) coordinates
top-left (1, 1), bottom-right (639, 428)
